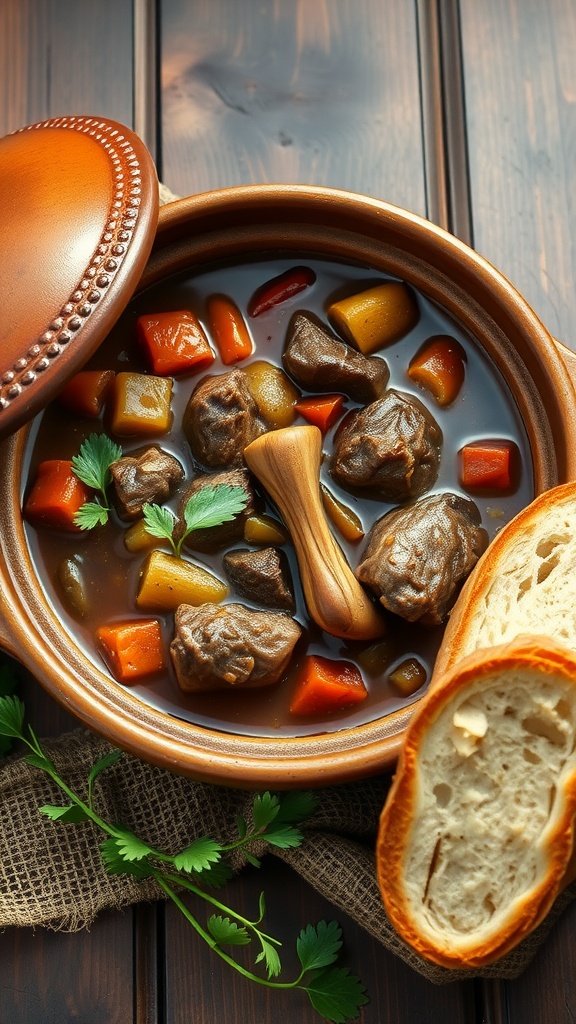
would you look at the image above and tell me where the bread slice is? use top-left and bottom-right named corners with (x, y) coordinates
top-left (377, 636), bottom-right (576, 968)
top-left (433, 482), bottom-right (576, 680)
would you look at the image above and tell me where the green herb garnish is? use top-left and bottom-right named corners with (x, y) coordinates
top-left (0, 695), bottom-right (368, 1022)
top-left (143, 483), bottom-right (249, 558)
top-left (71, 433), bottom-right (122, 529)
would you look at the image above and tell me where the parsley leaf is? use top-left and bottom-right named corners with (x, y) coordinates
top-left (208, 915), bottom-right (251, 947)
top-left (39, 803), bottom-right (91, 823)
top-left (0, 694), bottom-right (25, 740)
top-left (143, 484), bottom-right (248, 557)
top-left (9, 697), bottom-right (367, 1021)
top-left (73, 501), bottom-right (110, 530)
top-left (71, 433), bottom-right (122, 528)
top-left (256, 938), bottom-right (282, 978)
top-left (252, 791), bottom-right (281, 831)
top-left (72, 433), bottom-right (122, 492)
top-left (297, 921), bottom-right (343, 973)
top-left (305, 967), bottom-right (369, 1023)
top-left (173, 837), bottom-right (223, 874)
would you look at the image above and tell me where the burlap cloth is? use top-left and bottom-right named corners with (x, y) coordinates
top-left (2, 182), bottom-right (575, 985)
top-left (1, 725), bottom-right (575, 985)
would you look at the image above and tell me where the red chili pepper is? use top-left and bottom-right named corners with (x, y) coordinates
top-left (247, 266), bottom-right (316, 317)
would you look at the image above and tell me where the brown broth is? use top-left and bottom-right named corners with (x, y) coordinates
top-left (23, 255), bottom-right (534, 737)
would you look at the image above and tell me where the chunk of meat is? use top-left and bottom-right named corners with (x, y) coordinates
top-left (331, 388), bottom-right (442, 501)
top-left (110, 446), bottom-right (184, 521)
top-left (283, 313), bottom-right (389, 403)
top-left (356, 492), bottom-right (488, 625)
top-left (183, 368), bottom-right (267, 468)
top-left (170, 602), bottom-right (302, 692)
top-left (175, 468), bottom-right (258, 553)
top-left (223, 547), bottom-right (295, 611)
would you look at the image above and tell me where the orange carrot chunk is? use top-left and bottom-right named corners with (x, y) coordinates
top-left (460, 439), bottom-right (519, 492)
top-left (58, 370), bottom-right (115, 418)
top-left (295, 394), bottom-right (346, 433)
top-left (289, 655), bottom-right (368, 716)
top-left (136, 310), bottom-right (215, 376)
top-left (96, 618), bottom-right (164, 682)
top-left (206, 294), bottom-right (253, 364)
top-left (24, 460), bottom-right (93, 531)
top-left (407, 334), bottom-right (466, 406)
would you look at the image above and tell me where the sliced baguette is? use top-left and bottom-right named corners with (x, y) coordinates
top-left (377, 636), bottom-right (576, 968)
top-left (433, 482), bottom-right (576, 680)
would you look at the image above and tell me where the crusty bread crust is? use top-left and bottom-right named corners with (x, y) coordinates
top-left (377, 636), bottom-right (576, 968)
top-left (433, 482), bottom-right (576, 681)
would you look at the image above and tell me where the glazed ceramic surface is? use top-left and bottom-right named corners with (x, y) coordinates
top-left (1, 182), bottom-right (575, 787)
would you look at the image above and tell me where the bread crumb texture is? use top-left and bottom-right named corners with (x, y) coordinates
top-left (404, 670), bottom-right (576, 948)
top-left (470, 520), bottom-right (575, 651)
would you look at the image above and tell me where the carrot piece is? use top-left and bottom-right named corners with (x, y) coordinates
top-left (407, 335), bottom-right (466, 406)
top-left (96, 618), bottom-right (164, 683)
top-left (247, 266), bottom-right (316, 317)
top-left (24, 460), bottom-right (93, 531)
top-left (58, 370), bottom-right (115, 418)
top-left (136, 310), bottom-right (215, 376)
top-left (289, 655), bottom-right (368, 716)
top-left (295, 394), bottom-right (346, 433)
top-left (206, 294), bottom-right (253, 364)
top-left (460, 439), bottom-right (519, 492)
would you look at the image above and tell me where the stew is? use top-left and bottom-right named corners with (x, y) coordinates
top-left (23, 256), bottom-right (533, 737)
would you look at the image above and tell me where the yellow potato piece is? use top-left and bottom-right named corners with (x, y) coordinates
top-left (244, 514), bottom-right (288, 546)
top-left (320, 484), bottom-right (365, 543)
top-left (137, 550), bottom-right (228, 611)
top-left (124, 518), bottom-right (163, 553)
top-left (328, 282), bottom-right (419, 354)
top-left (110, 372), bottom-right (173, 436)
top-left (243, 360), bottom-right (299, 427)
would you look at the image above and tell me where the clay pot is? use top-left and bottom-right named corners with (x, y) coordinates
top-left (1, 119), bottom-right (575, 787)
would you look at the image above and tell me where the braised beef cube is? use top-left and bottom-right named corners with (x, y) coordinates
top-left (175, 468), bottom-right (258, 553)
top-left (110, 445), bottom-right (184, 521)
top-left (356, 492), bottom-right (488, 625)
top-left (183, 368), bottom-right (267, 468)
top-left (223, 547), bottom-right (295, 611)
top-left (170, 602), bottom-right (302, 692)
top-left (283, 312), bottom-right (389, 403)
top-left (331, 388), bottom-right (442, 501)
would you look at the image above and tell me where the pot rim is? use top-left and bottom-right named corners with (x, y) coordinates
top-left (1, 183), bottom-right (575, 788)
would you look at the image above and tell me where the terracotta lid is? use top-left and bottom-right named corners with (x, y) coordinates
top-left (0, 115), bottom-right (159, 438)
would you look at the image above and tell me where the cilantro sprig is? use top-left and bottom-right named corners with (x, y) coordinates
top-left (0, 695), bottom-right (368, 1022)
top-left (71, 433), bottom-right (122, 529)
top-left (143, 483), bottom-right (249, 558)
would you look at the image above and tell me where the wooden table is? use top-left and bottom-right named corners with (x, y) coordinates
top-left (2, 1), bottom-right (576, 1020)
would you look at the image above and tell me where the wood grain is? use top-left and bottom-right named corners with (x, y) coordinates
top-left (460, 0), bottom-right (576, 349)
top-left (0, 0), bottom-right (134, 136)
top-left (159, 0), bottom-right (426, 215)
top-left (162, 859), bottom-right (475, 1024)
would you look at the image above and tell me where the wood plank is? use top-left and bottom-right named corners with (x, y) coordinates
top-left (460, 0), bottom-right (576, 349)
top-left (163, 859), bottom-right (475, 1024)
top-left (0, 911), bottom-right (136, 1024)
top-left (0, 0), bottom-right (134, 137)
top-left (159, 0), bottom-right (426, 216)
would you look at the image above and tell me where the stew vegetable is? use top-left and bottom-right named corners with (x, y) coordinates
top-left (23, 256), bottom-right (533, 737)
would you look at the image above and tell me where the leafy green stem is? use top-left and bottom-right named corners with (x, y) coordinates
top-left (155, 873), bottom-right (308, 991)
top-left (0, 695), bottom-right (368, 1022)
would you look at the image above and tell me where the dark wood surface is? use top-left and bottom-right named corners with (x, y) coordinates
top-left (2, 1), bottom-right (576, 1020)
